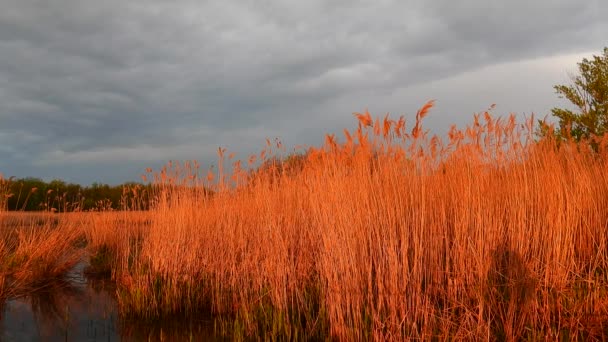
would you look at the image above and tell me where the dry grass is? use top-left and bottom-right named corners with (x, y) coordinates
top-left (3, 103), bottom-right (608, 340)
top-left (0, 212), bottom-right (84, 300)
top-left (105, 103), bottom-right (608, 340)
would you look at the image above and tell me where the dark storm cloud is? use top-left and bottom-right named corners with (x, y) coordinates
top-left (0, 0), bottom-right (606, 184)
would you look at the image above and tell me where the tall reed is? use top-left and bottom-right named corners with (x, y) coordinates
top-left (0, 213), bottom-right (84, 300)
top-left (83, 104), bottom-right (608, 339)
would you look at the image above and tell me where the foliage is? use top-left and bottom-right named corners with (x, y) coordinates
top-left (0, 177), bottom-right (151, 212)
top-left (548, 47), bottom-right (608, 141)
top-left (0, 174), bottom-right (12, 211)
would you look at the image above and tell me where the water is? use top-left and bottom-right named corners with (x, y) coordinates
top-left (0, 263), bottom-right (219, 341)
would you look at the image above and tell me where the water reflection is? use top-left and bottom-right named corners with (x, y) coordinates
top-left (0, 264), bottom-right (218, 341)
top-left (1, 278), bottom-right (118, 341)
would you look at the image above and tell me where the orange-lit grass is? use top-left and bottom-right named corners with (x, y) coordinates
top-left (80, 211), bottom-right (148, 278)
top-left (0, 212), bottom-right (84, 299)
top-left (58, 104), bottom-right (608, 339)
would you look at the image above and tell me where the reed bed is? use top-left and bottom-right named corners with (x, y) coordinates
top-left (0, 212), bottom-right (84, 300)
top-left (3, 102), bottom-right (608, 340)
top-left (100, 103), bottom-right (608, 340)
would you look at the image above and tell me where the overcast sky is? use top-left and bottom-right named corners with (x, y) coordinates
top-left (1, 1), bottom-right (606, 185)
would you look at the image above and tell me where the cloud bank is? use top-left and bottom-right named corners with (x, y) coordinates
top-left (1, 0), bottom-right (606, 184)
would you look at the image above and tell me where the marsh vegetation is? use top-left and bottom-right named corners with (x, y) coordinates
top-left (2, 102), bottom-right (608, 340)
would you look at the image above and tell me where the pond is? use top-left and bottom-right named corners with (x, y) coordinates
top-left (0, 262), bottom-right (220, 341)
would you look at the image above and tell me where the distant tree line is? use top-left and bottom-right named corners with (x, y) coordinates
top-left (1, 177), bottom-right (152, 212)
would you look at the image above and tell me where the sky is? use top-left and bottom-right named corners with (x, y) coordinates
top-left (1, 1), bottom-right (607, 185)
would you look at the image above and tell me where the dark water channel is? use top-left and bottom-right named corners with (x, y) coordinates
top-left (0, 263), bottom-right (220, 341)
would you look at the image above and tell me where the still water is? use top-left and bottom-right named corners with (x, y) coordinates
top-left (0, 263), bottom-right (220, 341)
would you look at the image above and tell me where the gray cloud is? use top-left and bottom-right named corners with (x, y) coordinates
top-left (1, 0), bottom-right (606, 184)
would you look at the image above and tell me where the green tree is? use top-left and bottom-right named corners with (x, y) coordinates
top-left (550, 47), bottom-right (608, 141)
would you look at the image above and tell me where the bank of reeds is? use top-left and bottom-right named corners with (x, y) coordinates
top-left (98, 103), bottom-right (608, 340)
top-left (3, 103), bottom-right (608, 340)
top-left (0, 212), bottom-right (84, 300)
